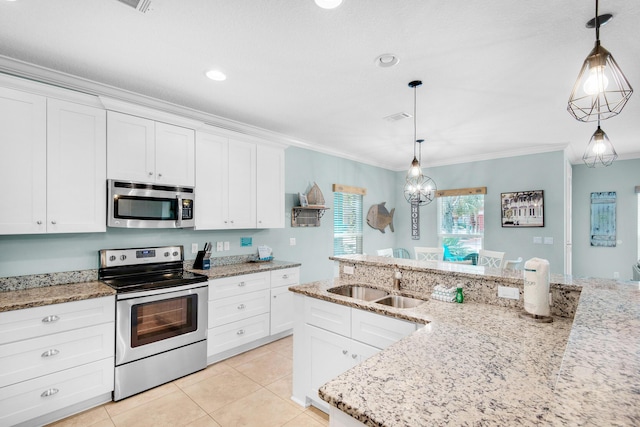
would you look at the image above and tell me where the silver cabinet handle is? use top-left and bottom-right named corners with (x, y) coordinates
top-left (148, 171), bottom-right (153, 176)
top-left (352, 354), bottom-right (358, 359)
top-left (51, 221), bottom-right (56, 225)
top-left (158, 173), bottom-right (162, 178)
top-left (238, 282), bottom-right (246, 287)
top-left (230, 220), bottom-right (234, 224)
top-left (282, 274), bottom-right (289, 279)
top-left (41, 349), bottom-right (60, 358)
top-left (41, 388), bottom-right (59, 397)
top-left (237, 329), bottom-right (245, 335)
top-left (37, 220), bottom-right (42, 225)
top-left (237, 304), bottom-right (246, 310)
top-left (273, 295), bottom-right (277, 299)
top-left (42, 315), bottom-right (60, 323)
top-left (342, 350), bottom-right (348, 355)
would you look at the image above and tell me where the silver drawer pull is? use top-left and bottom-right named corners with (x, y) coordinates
top-left (237, 304), bottom-right (246, 310)
top-left (41, 388), bottom-right (59, 397)
top-left (41, 349), bottom-right (60, 358)
top-left (342, 349), bottom-right (348, 355)
top-left (42, 315), bottom-right (60, 323)
top-left (282, 274), bottom-right (289, 279)
top-left (352, 354), bottom-right (358, 359)
top-left (238, 282), bottom-right (246, 287)
top-left (237, 329), bottom-right (245, 335)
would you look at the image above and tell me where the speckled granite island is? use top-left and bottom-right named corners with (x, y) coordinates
top-left (289, 255), bottom-right (640, 426)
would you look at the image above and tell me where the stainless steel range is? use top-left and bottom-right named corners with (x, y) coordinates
top-left (99, 245), bottom-right (208, 401)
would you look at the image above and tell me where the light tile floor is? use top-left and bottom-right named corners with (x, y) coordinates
top-left (48, 336), bottom-right (329, 427)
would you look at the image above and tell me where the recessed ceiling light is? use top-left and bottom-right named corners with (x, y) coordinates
top-left (205, 69), bottom-right (227, 81)
top-left (375, 54), bottom-right (400, 68)
top-left (314, 0), bottom-right (342, 9)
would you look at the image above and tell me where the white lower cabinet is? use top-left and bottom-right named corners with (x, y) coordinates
top-left (0, 297), bottom-right (115, 426)
top-left (207, 267), bottom-right (299, 363)
top-left (292, 294), bottom-right (419, 412)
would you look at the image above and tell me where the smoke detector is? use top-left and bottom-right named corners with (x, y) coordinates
top-left (116, 0), bottom-right (153, 13)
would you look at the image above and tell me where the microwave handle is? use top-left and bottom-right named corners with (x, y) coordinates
top-left (176, 195), bottom-right (183, 227)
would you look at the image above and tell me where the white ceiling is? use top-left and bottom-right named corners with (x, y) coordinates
top-left (0, 0), bottom-right (638, 170)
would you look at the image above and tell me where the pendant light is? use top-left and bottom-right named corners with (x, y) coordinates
top-left (403, 80), bottom-right (436, 206)
top-left (567, 0), bottom-right (633, 122)
top-left (582, 119), bottom-right (618, 168)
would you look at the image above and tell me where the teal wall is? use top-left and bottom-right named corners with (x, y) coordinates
top-left (572, 158), bottom-right (640, 280)
top-left (394, 151), bottom-right (567, 274)
top-left (0, 147), bottom-right (636, 282)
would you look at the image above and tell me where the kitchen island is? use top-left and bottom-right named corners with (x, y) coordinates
top-left (289, 255), bottom-right (640, 426)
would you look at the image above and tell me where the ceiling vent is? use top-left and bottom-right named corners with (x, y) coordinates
top-left (116, 0), bottom-right (153, 13)
top-left (384, 112), bottom-right (412, 122)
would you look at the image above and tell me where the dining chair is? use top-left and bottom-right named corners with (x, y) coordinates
top-left (393, 248), bottom-right (411, 259)
top-left (414, 247), bottom-right (444, 261)
top-left (503, 256), bottom-right (523, 270)
top-left (376, 248), bottom-right (394, 257)
top-left (477, 249), bottom-right (506, 268)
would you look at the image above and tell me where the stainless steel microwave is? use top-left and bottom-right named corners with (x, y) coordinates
top-left (107, 180), bottom-right (195, 228)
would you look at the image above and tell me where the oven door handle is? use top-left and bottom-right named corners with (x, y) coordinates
top-left (176, 195), bottom-right (183, 228)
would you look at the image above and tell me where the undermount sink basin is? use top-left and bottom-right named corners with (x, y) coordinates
top-left (374, 295), bottom-right (426, 309)
top-left (327, 285), bottom-right (389, 301)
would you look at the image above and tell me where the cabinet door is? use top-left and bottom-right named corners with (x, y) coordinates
top-left (195, 132), bottom-right (229, 229)
top-left (155, 122), bottom-right (195, 186)
top-left (106, 111), bottom-right (155, 183)
top-left (307, 325), bottom-right (353, 397)
top-left (256, 145), bottom-right (285, 228)
top-left (270, 285), bottom-right (293, 335)
top-left (0, 87), bottom-right (47, 235)
top-left (227, 139), bottom-right (256, 228)
top-left (47, 99), bottom-right (106, 233)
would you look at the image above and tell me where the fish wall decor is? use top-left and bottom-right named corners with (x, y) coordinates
top-left (367, 202), bottom-right (395, 233)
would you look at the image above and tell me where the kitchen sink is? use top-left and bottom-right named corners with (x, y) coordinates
top-left (374, 295), bottom-right (426, 309)
top-left (327, 285), bottom-right (389, 301)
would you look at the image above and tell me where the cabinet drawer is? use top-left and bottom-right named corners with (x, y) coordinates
top-left (0, 357), bottom-right (114, 427)
top-left (304, 297), bottom-right (351, 337)
top-left (208, 289), bottom-right (270, 328)
top-left (0, 322), bottom-right (115, 388)
top-left (207, 313), bottom-right (269, 356)
top-left (351, 309), bottom-right (417, 350)
top-left (208, 272), bottom-right (269, 300)
top-left (0, 296), bottom-right (115, 345)
top-left (270, 268), bottom-right (299, 288)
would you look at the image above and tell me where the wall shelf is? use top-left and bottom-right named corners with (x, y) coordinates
top-left (291, 206), bottom-right (330, 227)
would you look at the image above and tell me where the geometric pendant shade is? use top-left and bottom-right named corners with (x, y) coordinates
top-left (582, 124), bottom-right (618, 168)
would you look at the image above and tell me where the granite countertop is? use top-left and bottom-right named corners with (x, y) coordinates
top-left (290, 278), bottom-right (640, 426)
top-left (190, 259), bottom-right (301, 279)
top-left (0, 281), bottom-right (115, 313)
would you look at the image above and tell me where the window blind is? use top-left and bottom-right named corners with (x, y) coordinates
top-left (333, 192), bottom-right (363, 255)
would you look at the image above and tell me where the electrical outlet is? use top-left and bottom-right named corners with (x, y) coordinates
top-left (289, 237), bottom-right (296, 246)
top-left (543, 237), bottom-right (554, 245)
top-left (343, 265), bottom-right (354, 275)
top-left (191, 243), bottom-right (198, 254)
top-left (613, 272), bottom-right (620, 279)
top-left (533, 236), bottom-right (542, 244)
top-left (224, 241), bottom-right (230, 251)
top-left (498, 286), bottom-right (519, 300)
top-left (216, 242), bottom-right (223, 252)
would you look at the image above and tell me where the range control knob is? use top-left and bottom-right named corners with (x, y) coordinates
top-left (109, 255), bottom-right (116, 262)
top-left (120, 255), bottom-right (127, 261)
top-left (164, 252), bottom-right (170, 257)
top-left (172, 251), bottom-right (178, 257)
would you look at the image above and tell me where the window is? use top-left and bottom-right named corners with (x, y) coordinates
top-left (333, 191), bottom-right (363, 255)
top-left (437, 192), bottom-right (484, 261)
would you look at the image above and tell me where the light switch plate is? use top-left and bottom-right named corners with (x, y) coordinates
top-left (191, 243), bottom-right (198, 254)
top-left (224, 241), bottom-right (230, 251)
top-left (289, 237), bottom-right (296, 246)
top-left (498, 286), bottom-right (519, 300)
top-left (343, 265), bottom-right (354, 275)
top-left (543, 237), bottom-right (554, 245)
top-left (216, 242), bottom-right (223, 252)
top-left (533, 236), bottom-right (542, 244)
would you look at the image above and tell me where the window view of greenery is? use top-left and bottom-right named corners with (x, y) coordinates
top-left (437, 194), bottom-right (484, 262)
top-left (333, 192), bottom-right (363, 255)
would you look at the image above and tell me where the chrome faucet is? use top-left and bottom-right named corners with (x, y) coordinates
top-left (393, 271), bottom-right (402, 290)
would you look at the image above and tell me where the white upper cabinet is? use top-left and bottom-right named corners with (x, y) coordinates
top-left (195, 131), bottom-right (257, 229)
top-left (0, 87), bottom-right (106, 235)
top-left (256, 145), bottom-right (285, 228)
top-left (107, 111), bottom-right (195, 186)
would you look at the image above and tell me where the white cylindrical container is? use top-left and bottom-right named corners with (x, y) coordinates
top-left (523, 257), bottom-right (550, 317)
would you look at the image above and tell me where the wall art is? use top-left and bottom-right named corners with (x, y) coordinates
top-left (501, 190), bottom-right (544, 227)
top-left (590, 191), bottom-right (616, 247)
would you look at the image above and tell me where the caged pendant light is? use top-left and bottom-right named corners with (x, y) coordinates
top-left (403, 80), bottom-right (436, 206)
top-left (582, 119), bottom-right (618, 168)
top-left (567, 0), bottom-right (633, 122)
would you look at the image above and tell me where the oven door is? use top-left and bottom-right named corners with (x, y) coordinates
top-left (115, 285), bottom-right (207, 365)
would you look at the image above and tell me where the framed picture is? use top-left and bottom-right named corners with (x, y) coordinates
top-left (501, 190), bottom-right (544, 227)
top-left (590, 191), bottom-right (616, 247)
top-left (298, 192), bottom-right (308, 207)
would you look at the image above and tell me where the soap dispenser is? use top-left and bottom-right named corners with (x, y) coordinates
top-left (455, 286), bottom-right (464, 303)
